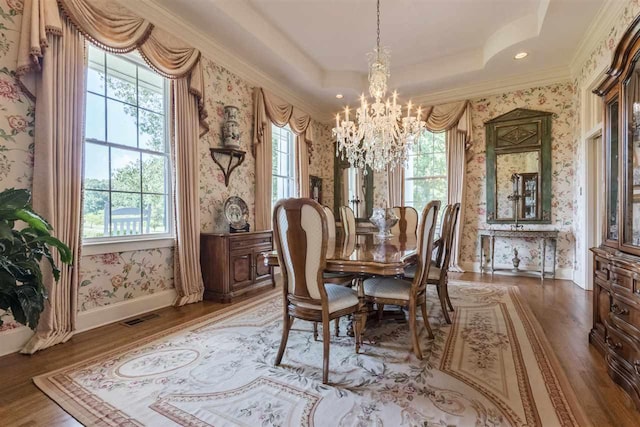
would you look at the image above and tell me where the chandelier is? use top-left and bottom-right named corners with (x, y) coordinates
top-left (333, 0), bottom-right (426, 174)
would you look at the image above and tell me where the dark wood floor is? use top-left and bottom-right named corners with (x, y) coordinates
top-left (1, 274), bottom-right (639, 426)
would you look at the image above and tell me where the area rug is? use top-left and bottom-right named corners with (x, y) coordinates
top-left (34, 283), bottom-right (589, 426)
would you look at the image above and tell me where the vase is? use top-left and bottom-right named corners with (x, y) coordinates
top-left (223, 119), bottom-right (241, 148)
top-left (369, 207), bottom-right (398, 240)
top-left (223, 105), bottom-right (239, 122)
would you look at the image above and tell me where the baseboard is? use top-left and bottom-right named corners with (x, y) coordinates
top-left (76, 289), bottom-right (177, 333)
top-left (459, 262), bottom-right (575, 281)
top-left (0, 326), bottom-right (35, 357)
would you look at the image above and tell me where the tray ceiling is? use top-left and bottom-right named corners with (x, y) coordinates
top-left (146, 0), bottom-right (605, 117)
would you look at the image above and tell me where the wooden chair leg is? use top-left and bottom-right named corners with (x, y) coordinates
top-left (377, 303), bottom-right (385, 323)
top-left (409, 302), bottom-right (423, 360)
top-left (322, 316), bottom-right (331, 384)
top-left (353, 313), bottom-right (360, 354)
top-left (443, 279), bottom-right (454, 312)
top-left (439, 286), bottom-right (452, 324)
top-left (313, 322), bottom-right (319, 341)
top-left (334, 318), bottom-right (340, 337)
top-left (420, 302), bottom-right (434, 339)
top-left (275, 314), bottom-right (292, 365)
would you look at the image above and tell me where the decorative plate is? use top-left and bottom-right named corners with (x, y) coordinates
top-left (224, 196), bottom-right (249, 229)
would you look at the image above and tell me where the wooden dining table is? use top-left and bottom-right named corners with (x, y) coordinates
top-left (264, 232), bottom-right (420, 339)
top-left (264, 232), bottom-right (418, 275)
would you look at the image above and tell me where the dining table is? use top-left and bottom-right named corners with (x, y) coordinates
top-left (264, 231), bottom-right (420, 339)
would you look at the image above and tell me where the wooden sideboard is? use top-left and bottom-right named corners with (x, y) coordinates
top-left (200, 231), bottom-right (274, 302)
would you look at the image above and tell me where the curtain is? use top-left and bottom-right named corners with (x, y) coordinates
top-left (15, 0), bottom-right (211, 353)
top-left (388, 164), bottom-right (404, 207)
top-left (253, 88), bottom-right (314, 230)
top-left (21, 16), bottom-right (85, 354)
top-left (416, 100), bottom-right (472, 271)
top-left (172, 79), bottom-right (205, 305)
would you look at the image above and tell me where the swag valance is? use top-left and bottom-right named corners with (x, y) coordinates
top-left (16, 0), bottom-right (208, 136)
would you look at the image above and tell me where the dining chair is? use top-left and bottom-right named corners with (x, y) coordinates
top-left (323, 205), bottom-right (356, 336)
top-left (340, 205), bottom-right (356, 236)
top-left (273, 198), bottom-right (362, 384)
top-left (390, 206), bottom-right (419, 236)
top-left (404, 203), bottom-right (460, 324)
top-left (362, 200), bottom-right (441, 359)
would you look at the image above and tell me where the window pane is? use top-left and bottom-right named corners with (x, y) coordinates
top-left (87, 48), bottom-right (105, 95)
top-left (107, 99), bottom-right (137, 147)
top-left (143, 193), bottom-right (168, 234)
top-left (106, 54), bottom-right (137, 104)
top-left (110, 192), bottom-right (142, 236)
top-left (142, 153), bottom-right (167, 193)
top-left (84, 143), bottom-right (109, 190)
top-left (111, 148), bottom-right (141, 192)
top-left (138, 67), bottom-right (164, 113)
top-left (85, 93), bottom-right (105, 141)
top-left (83, 190), bottom-right (108, 238)
top-left (139, 109), bottom-right (165, 151)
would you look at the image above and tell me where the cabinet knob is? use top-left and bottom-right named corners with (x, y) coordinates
top-left (605, 336), bottom-right (622, 351)
top-left (611, 303), bottom-right (629, 316)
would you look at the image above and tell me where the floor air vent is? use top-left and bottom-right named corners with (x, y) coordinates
top-left (120, 313), bottom-right (160, 327)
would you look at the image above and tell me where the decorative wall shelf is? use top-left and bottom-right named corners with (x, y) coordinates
top-left (210, 148), bottom-right (246, 187)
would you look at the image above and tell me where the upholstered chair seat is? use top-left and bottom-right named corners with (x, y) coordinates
top-left (297, 284), bottom-right (359, 313)
top-left (363, 277), bottom-right (412, 300)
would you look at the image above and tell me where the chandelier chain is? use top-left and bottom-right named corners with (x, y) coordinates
top-left (376, 0), bottom-right (381, 55)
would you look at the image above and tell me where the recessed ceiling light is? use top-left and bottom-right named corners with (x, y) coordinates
top-left (514, 52), bottom-right (528, 60)
top-left (336, 93), bottom-right (343, 99)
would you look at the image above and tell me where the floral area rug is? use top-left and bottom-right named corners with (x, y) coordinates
top-left (34, 282), bottom-right (589, 426)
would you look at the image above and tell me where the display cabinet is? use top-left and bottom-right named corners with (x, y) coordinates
top-left (591, 14), bottom-right (640, 409)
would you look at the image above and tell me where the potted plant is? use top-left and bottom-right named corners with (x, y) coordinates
top-left (0, 188), bottom-right (71, 329)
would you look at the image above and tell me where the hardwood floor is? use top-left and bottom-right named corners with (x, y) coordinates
top-left (1, 274), bottom-right (639, 426)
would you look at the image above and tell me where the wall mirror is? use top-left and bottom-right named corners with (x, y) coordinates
top-left (485, 108), bottom-right (552, 224)
top-left (334, 153), bottom-right (373, 221)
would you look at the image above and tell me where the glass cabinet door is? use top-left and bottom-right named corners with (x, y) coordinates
top-left (606, 97), bottom-right (620, 242)
top-left (624, 59), bottom-right (640, 248)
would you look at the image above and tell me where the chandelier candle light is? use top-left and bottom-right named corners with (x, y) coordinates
top-left (333, 0), bottom-right (426, 238)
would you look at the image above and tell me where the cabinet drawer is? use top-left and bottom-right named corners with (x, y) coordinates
top-left (595, 256), bottom-right (610, 281)
top-left (606, 325), bottom-right (640, 370)
top-left (611, 265), bottom-right (635, 294)
top-left (229, 236), bottom-right (272, 251)
top-left (610, 296), bottom-right (640, 335)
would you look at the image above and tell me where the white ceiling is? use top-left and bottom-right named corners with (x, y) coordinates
top-left (148, 0), bottom-right (605, 117)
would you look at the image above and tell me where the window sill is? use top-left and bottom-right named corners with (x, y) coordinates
top-left (82, 236), bottom-right (175, 256)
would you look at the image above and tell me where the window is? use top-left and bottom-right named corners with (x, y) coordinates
top-left (271, 124), bottom-right (297, 208)
top-left (405, 131), bottom-right (447, 216)
top-left (82, 45), bottom-right (171, 241)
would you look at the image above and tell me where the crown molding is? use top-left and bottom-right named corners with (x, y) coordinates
top-left (569, 0), bottom-right (626, 78)
top-left (117, 0), bottom-right (328, 121)
top-left (408, 66), bottom-right (571, 107)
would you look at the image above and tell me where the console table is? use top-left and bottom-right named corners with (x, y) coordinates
top-left (478, 229), bottom-right (559, 279)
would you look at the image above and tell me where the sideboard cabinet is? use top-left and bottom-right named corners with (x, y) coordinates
top-left (591, 14), bottom-right (640, 409)
top-left (200, 231), bottom-right (274, 302)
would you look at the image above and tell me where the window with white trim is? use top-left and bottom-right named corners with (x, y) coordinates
top-left (82, 45), bottom-right (172, 241)
top-left (271, 124), bottom-right (297, 208)
top-left (404, 130), bottom-right (447, 216)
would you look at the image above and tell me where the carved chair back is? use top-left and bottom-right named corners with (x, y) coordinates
top-left (435, 204), bottom-right (454, 267)
top-left (340, 205), bottom-right (356, 236)
top-left (412, 200), bottom-right (441, 295)
top-left (273, 198), bottom-right (328, 307)
top-left (440, 202), bottom-right (461, 274)
top-left (391, 206), bottom-right (419, 236)
top-left (323, 206), bottom-right (337, 239)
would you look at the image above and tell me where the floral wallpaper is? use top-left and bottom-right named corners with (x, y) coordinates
top-left (0, 0), bottom-right (34, 331)
top-left (78, 249), bottom-right (174, 311)
top-left (461, 82), bottom-right (577, 270)
top-left (309, 120), bottom-right (335, 209)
